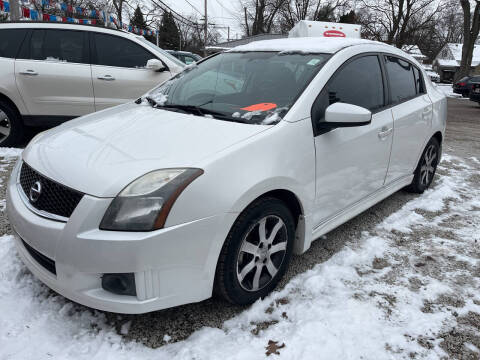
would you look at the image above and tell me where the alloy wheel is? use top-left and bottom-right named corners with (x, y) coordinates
top-left (0, 110), bottom-right (11, 144)
top-left (420, 144), bottom-right (437, 186)
top-left (236, 215), bottom-right (288, 292)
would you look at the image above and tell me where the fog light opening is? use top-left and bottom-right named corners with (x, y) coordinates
top-left (102, 273), bottom-right (137, 296)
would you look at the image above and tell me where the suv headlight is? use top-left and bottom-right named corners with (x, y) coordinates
top-left (100, 168), bottom-right (203, 231)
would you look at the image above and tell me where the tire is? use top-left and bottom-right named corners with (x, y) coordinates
top-left (406, 137), bottom-right (440, 194)
top-left (214, 197), bottom-right (295, 305)
top-left (0, 100), bottom-right (24, 147)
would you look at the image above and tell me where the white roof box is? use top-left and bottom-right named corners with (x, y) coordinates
top-left (289, 20), bottom-right (361, 39)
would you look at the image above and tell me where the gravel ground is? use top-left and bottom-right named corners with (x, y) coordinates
top-left (0, 97), bottom-right (479, 358)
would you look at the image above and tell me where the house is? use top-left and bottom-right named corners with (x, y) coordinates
top-left (433, 43), bottom-right (480, 82)
top-left (402, 45), bottom-right (428, 64)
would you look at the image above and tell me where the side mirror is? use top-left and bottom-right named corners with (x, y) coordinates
top-left (146, 59), bottom-right (167, 72)
top-left (323, 102), bottom-right (372, 128)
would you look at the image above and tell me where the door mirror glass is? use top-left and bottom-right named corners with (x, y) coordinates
top-left (323, 102), bottom-right (372, 128)
top-left (146, 59), bottom-right (167, 72)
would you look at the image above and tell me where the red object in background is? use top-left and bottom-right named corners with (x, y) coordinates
top-left (458, 82), bottom-right (466, 86)
top-left (323, 30), bottom-right (346, 37)
top-left (22, 7), bottom-right (30, 18)
top-left (0, 0), bottom-right (4, 11)
top-left (62, 17), bottom-right (67, 22)
top-left (241, 103), bottom-right (277, 112)
top-left (42, 13), bottom-right (49, 21)
top-left (91, 19), bottom-right (97, 25)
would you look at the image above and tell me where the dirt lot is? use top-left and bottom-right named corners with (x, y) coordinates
top-left (0, 97), bottom-right (479, 359)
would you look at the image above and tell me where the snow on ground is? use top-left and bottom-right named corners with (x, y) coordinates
top-left (0, 151), bottom-right (479, 359)
top-left (436, 84), bottom-right (464, 99)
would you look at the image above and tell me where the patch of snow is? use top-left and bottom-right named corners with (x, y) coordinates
top-left (120, 321), bottom-right (131, 336)
top-left (0, 148), bottom-right (22, 159)
top-left (436, 84), bottom-right (463, 99)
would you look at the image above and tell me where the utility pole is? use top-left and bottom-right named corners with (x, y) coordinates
top-left (203, 0), bottom-right (208, 56)
top-left (10, 0), bottom-right (20, 21)
top-left (227, 26), bottom-right (230, 42)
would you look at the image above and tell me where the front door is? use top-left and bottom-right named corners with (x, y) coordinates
top-left (15, 29), bottom-right (94, 117)
top-left (311, 54), bottom-right (393, 226)
top-left (90, 32), bottom-right (172, 111)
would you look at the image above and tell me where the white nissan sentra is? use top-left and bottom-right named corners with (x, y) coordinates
top-left (7, 37), bottom-right (446, 314)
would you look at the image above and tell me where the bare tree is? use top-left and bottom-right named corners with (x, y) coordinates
top-left (456, 0), bottom-right (480, 80)
top-left (359, 0), bottom-right (444, 48)
top-left (242, 0), bottom-right (287, 35)
top-left (279, 0), bottom-right (348, 31)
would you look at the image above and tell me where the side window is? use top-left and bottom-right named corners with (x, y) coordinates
top-left (384, 56), bottom-right (417, 103)
top-left (311, 55), bottom-right (384, 132)
top-left (413, 67), bottom-right (425, 94)
top-left (93, 33), bottom-right (155, 68)
top-left (184, 56), bottom-right (196, 65)
top-left (0, 29), bottom-right (27, 58)
top-left (26, 30), bottom-right (86, 63)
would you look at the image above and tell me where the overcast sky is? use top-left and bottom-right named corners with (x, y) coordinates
top-left (160, 0), bottom-right (243, 41)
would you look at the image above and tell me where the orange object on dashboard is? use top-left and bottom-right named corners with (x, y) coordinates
top-left (241, 103), bottom-right (277, 112)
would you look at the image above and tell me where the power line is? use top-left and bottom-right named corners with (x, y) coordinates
top-left (182, 0), bottom-right (203, 16)
top-left (151, 0), bottom-right (201, 27)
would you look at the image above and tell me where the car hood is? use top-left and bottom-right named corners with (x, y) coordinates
top-left (22, 103), bottom-right (270, 197)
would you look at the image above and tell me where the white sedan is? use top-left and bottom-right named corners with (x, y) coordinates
top-left (7, 37), bottom-right (446, 314)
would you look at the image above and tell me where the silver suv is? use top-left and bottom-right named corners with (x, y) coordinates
top-left (0, 22), bottom-right (184, 146)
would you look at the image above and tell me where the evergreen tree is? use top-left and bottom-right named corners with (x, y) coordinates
top-left (131, 6), bottom-right (147, 30)
top-left (158, 11), bottom-right (180, 50)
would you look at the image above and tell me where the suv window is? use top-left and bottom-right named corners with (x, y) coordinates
top-left (385, 56), bottom-right (417, 103)
top-left (93, 33), bottom-right (155, 68)
top-left (311, 55), bottom-right (385, 132)
top-left (24, 29), bottom-right (87, 64)
top-left (0, 29), bottom-right (27, 58)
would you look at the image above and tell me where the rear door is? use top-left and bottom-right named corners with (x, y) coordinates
top-left (15, 29), bottom-right (94, 117)
top-left (383, 55), bottom-right (432, 183)
top-left (90, 33), bottom-right (172, 111)
top-left (311, 54), bottom-right (394, 225)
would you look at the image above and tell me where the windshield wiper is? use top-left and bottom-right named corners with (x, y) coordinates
top-left (155, 104), bottom-right (251, 123)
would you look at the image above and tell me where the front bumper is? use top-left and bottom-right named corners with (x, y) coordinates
top-left (7, 161), bottom-right (236, 314)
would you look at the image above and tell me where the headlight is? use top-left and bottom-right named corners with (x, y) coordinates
top-left (100, 168), bottom-right (203, 231)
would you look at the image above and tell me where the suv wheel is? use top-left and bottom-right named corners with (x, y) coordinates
top-left (215, 197), bottom-right (295, 305)
top-left (406, 137), bottom-right (440, 194)
top-left (0, 100), bottom-right (24, 147)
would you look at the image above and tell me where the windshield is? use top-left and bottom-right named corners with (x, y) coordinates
top-left (142, 51), bottom-right (330, 124)
top-left (137, 37), bottom-right (185, 68)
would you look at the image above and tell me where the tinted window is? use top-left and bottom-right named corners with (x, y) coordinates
top-left (25, 30), bottom-right (86, 63)
top-left (311, 55), bottom-right (384, 130)
top-left (94, 33), bottom-right (154, 68)
top-left (0, 29), bottom-right (27, 58)
top-left (413, 67), bottom-right (425, 94)
top-left (385, 56), bottom-right (417, 103)
top-left (471, 76), bottom-right (480, 82)
top-left (183, 56), bottom-right (196, 65)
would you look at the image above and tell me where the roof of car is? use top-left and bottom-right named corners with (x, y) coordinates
top-left (228, 37), bottom-right (391, 54)
top-left (0, 21), bottom-right (137, 37)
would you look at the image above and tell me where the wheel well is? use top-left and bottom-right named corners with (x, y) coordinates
top-left (258, 189), bottom-right (303, 227)
top-left (432, 131), bottom-right (443, 145)
top-left (0, 92), bottom-right (21, 118)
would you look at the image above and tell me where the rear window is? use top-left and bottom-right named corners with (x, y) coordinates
top-left (471, 76), bottom-right (480, 82)
top-left (0, 29), bottom-right (27, 59)
top-left (384, 56), bottom-right (417, 103)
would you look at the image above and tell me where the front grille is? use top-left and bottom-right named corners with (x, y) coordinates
top-left (22, 239), bottom-right (56, 275)
top-left (19, 162), bottom-right (84, 219)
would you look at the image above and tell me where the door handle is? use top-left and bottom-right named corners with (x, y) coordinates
top-left (19, 70), bottom-right (38, 76)
top-left (378, 127), bottom-right (393, 140)
top-left (97, 75), bottom-right (115, 81)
